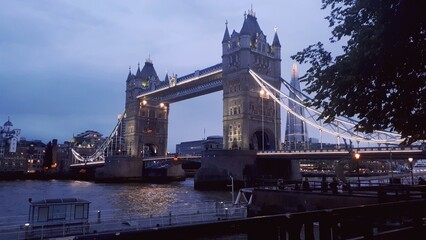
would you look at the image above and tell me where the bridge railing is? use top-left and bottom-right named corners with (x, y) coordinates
top-left (151, 63), bottom-right (222, 91)
top-left (258, 145), bottom-right (425, 154)
top-left (1, 201), bottom-right (246, 240)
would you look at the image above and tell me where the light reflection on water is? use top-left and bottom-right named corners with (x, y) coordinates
top-left (0, 178), bottom-right (231, 225)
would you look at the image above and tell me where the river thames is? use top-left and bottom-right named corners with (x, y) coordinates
top-left (0, 178), bottom-right (231, 226)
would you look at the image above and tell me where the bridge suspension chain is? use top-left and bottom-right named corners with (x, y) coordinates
top-left (249, 69), bottom-right (403, 145)
top-left (71, 112), bottom-right (126, 163)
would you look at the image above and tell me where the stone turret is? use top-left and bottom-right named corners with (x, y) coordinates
top-left (124, 57), bottom-right (169, 157)
top-left (221, 7), bottom-right (281, 150)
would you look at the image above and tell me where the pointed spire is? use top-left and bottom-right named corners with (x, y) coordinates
top-left (292, 63), bottom-right (298, 80)
top-left (272, 28), bottom-right (281, 47)
top-left (248, 4), bottom-right (256, 17)
top-left (164, 71), bottom-right (169, 82)
top-left (146, 54), bottom-right (152, 64)
top-left (136, 62), bottom-right (141, 76)
top-left (127, 66), bottom-right (132, 80)
top-left (222, 20), bottom-right (230, 43)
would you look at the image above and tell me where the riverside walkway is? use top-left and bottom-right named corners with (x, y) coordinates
top-left (0, 201), bottom-right (247, 240)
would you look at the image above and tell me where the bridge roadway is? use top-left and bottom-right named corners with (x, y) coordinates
top-left (137, 63), bottom-right (223, 103)
top-left (258, 146), bottom-right (426, 161)
top-left (69, 155), bottom-right (201, 169)
top-left (70, 146), bottom-right (425, 169)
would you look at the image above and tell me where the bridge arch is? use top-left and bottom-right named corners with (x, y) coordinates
top-left (250, 127), bottom-right (277, 151)
top-left (142, 143), bottom-right (158, 157)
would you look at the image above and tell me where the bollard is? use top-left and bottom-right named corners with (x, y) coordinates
top-left (97, 210), bottom-right (101, 223)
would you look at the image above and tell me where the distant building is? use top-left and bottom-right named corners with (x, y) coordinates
top-left (57, 141), bottom-right (73, 172)
top-left (0, 117), bottom-right (21, 157)
top-left (284, 64), bottom-right (309, 150)
top-left (176, 136), bottom-right (223, 156)
top-left (18, 140), bottom-right (46, 173)
top-left (70, 130), bottom-right (104, 157)
top-left (0, 118), bottom-right (26, 173)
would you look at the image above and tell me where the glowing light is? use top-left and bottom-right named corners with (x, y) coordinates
top-left (355, 152), bottom-right (360, 160)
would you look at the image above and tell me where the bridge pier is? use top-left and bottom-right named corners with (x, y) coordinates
top-left (95, 156), bottom-right (143, 182)
top-left (195, 150), bottom-right (301, 190)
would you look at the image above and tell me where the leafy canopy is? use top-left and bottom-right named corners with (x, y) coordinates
top-left (292, 0), bottom-right (426, 145)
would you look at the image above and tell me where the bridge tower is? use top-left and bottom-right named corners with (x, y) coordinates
top-left (124, 58), bottom-right (169, 157)
top-left (222, 9), bottom-right (281, 151)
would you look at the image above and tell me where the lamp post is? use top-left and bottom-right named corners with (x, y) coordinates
top-left (274, 98), bottom-right (277, 150)
top-left (260, 89), bottom-right (265, 152)
top-left (408, 157), bottom-right (414, 185)
top-left (355, 152), bottom-right (361, 187)
top-left (229, 175), bottom-right (234, 204)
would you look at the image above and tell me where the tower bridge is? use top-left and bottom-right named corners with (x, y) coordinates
top-left (70, 8), bottom-right (425, 184)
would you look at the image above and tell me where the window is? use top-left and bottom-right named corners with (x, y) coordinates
top-left (51, 205), bottom-right (66, 220)
top-left (38, 207), bottom-right (48, 222)
top-left (75, 205), bottom-right (85, 219)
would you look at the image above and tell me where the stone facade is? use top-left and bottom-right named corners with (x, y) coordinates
top-left (0, 118), bottom-right (21, 157)
top-left (124, 59), bottom-right (169, 157)
top-left (222, 10), bottom-right (282, 150)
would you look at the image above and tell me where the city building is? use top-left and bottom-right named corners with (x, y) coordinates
top-left (0, 117), bottom-right (21, 157)
top-left (57, 141), bottom-right (73, 172)
top-left (0, 118), bottom-right (26, 174)
top-left (70, 130), bottom-right (104, 157)
top-left (176, 136), bottom-right (223, 156)
top-left (284, 64), bottom-right (309, 150)
top-left (18, 139), bottom-right (46, 173)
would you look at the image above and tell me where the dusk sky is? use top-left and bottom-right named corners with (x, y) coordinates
top-left (0, 0), bottom-right (340, 152)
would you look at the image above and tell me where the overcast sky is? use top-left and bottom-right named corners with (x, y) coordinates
top-left (0, 0), bottom-right (340, 152)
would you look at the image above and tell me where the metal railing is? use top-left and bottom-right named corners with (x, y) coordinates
top-left (0, 201), bottom-right (247, 240)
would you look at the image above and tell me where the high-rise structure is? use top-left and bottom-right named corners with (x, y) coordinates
top-left (284, 63), bottom-right (309, 150)
top-left (124, 58), bottom-right (169, 157)
top-left (222, 8), bottom-right (282, 151)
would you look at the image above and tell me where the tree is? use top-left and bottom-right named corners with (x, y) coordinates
top-left (292, 0), bottom-right (426, 145)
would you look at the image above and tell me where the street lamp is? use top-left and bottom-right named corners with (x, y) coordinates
top-left (408, 157), bottom-right (414, 185)
top-left (260, 89), bottom-right (265, 152)
top-left (274, 97), bottom-right (277, 151)
top-left (355, 152), bottom-right (361, 187)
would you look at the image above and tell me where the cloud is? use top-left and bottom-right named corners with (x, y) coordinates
top-left (0, 0), bottom-right (340, 150)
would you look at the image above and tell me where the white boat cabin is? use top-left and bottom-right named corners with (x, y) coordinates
top-left (28, 198), bottom-right (90, 227)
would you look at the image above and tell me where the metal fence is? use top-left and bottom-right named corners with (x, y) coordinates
top-left (0, 201), bottom-right (247, 240)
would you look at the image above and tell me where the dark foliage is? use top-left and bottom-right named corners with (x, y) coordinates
top-left (292, 0), bottom-right (426, 144)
